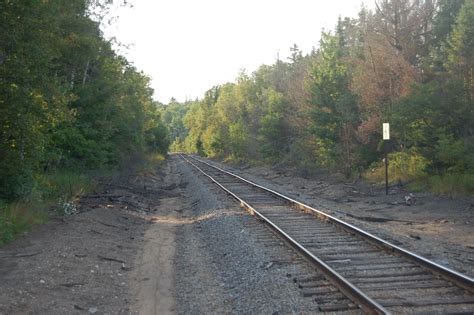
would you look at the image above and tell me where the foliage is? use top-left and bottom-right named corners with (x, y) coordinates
top-left (428, 173), bottom-right (474, 196)
top-left (0, 0), bottom-right (169, 201)
top-left (0, 168), bottom-right (94, 245)
top-left (365, 149), bottom-right (429, 185)
top-left (135, 152), bottom-right (167, 174)
top-left (5, 0), bottom-right (471, 197)
top-left (32, 171), bottom-right (93, 202)
top-left (309, 30), bottom-right (359, 176)
top-left (159, 0), bottom-right (474, 195)
top-left (0, 203), bottom-right (48, 245)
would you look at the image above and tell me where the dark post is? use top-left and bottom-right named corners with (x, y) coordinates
top-left (382, 123), bottom-right (390, 195)
top-left (384, 141), bottom-right (389, 195)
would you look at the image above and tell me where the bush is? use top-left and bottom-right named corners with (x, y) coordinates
top-left (428, 173), bottom-right (474, 196)
top-left (33, 171), bottom-right (92, 203)
top-left (0, 169), bottom-right (95, 245)
top-left (0, 202), bottom-right (47, 245)
top-left (136, 152), bottom-right (167, 174)
top-left (434, 133), bottom-right (472, 172)
top-left (365, 149), bottom-right (429, 185)
top-left (0, 159), bottom-right (34, 201)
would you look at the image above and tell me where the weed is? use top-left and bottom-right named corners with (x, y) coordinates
top-left (428, 173), bottom-right (474, 196)
top-left (33, 171), bottom-right (92, 201)
top-left (136, 152), bottom-right (167, 174)
top-left (0, 169), bottom-right (95, 246)
top-left (365, 150), bottom-right (429, 185)
top-left (0, 202), bottom-right (48, 245)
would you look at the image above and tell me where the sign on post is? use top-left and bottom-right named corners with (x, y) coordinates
top-left (383, 123), bottom-right (390, 140)
top-left (383, 123), bottom-right (390, 195)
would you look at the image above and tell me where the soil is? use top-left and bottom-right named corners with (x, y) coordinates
top-left (0, 154), bottom-right (472, 314)
top-left (0, 161), bottom-right (172, 314)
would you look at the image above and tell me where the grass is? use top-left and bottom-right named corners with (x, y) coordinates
top-left (0, 169), bottom-right (96, 246)
top-left (33, 170), bottom-right (94, 203)
top-left (136, 152), bottom-right (167, 174)
top-left (365, 151), bottom-right (474, 196)
top-left (364, 150), bottom-right (429, 186)
top-left (0, 151), bottom-right (169, 246)
top-left (427, 173), bottom-right (474, 196)
top-left (0, 201), bottom-right (49, 245)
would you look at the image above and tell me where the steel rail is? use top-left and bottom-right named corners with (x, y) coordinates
top-left (180, 154), bottom-right (390, 315)
top-left (184, 154), bottom-right (474, 295)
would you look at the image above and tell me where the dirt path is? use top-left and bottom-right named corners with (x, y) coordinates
top-left (0, 207), bottom-right (148, 314)
top-left (130, 161), bottom-right (183, 315)
top-left (131, 199), bottom-right (176, 315)
top-left (0, 161), bottom-right (173, 314)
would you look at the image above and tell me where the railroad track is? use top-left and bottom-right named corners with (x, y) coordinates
top-left (180, 154), bottom-right (474, 314)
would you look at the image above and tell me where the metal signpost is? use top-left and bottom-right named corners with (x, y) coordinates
top-left (383, 123), bottom-right (390, 195)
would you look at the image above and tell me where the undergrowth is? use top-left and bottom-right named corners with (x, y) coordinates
top-left (136, 152), bottom-right (167, 174)
top-left (365, 150), bottom-right (474, 196)
top-left (0, 151), bottom-right (169, 246)
top-left (427, 173), bottom-right (474, 196)
top-left (0, 170), bottom-right (96, 246)
top-left (365, 150), bottom-right (429, 185)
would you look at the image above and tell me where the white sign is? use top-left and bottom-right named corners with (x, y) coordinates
top-left (383, 123), bottom-right (390, 140)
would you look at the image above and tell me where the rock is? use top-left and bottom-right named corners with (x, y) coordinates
top-left (39, 279), bottom-right (45, 284)
top-left (404, 193), bottom-right (416, 206)
top-left (435, 259), bottom-right (450, 267)
top-left (263, 262), bottom-right (273, 270)
top-left (88, 307), bottom-right (98, 314)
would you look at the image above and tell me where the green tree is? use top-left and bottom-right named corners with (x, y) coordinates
top-left (0, 0), bottom-right (169, 200)
top-left (447, 0), bottom-right (474, 101)
top-left (309, 31), bottom-right (359, 176)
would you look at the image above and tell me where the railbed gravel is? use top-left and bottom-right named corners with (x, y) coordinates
top-left (198, 156), bottom-right (474, 277)
top-left (174, 157), bottom-right (332, 314)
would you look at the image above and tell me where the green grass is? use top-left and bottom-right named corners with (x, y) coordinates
top-left (0, 169), bottom-right (96, 246)
top-left (364, 150), bottom-right (429, 186)
top-left (135, 152), bottom-right (167, 174)
top-left (33, 171), bottom-right (93, 202)
top-left (0, 200), bottom-right (48, 245)
top-left (364, 150), bottom-right (474, 196)
top-left (427, 173), bottom-right (474, 196)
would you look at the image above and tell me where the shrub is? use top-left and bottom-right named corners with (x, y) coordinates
top-left (0, 202), bottom-right (47, 245)
top-left (365, 149), bottom-right (429, 185)
top-left (0, 169), bottom-right (95, 245)
top-left (428, 173), bottom-right (474, 196)
top-left (33, 171), bottom-right (92, 202)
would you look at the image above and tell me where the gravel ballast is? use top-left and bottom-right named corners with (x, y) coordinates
top-left (198, 156), bottom-right (474, 278)
top-left (173, 156), bottom-right (325, 314)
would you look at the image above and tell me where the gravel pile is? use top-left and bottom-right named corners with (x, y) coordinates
top-left (173, 157), bottom-right (321, 314)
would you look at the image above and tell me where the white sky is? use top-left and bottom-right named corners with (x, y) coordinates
top-left (102, 0), bottom-right (372, 104)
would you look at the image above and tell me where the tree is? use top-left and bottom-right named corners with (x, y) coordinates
top-left (0, 0), bottom-right (169, 200)
top-left (373, 0), bottom-right (436, 66)
top-left (309, 31), bottom-right (359, 176)
top-left (447, 0), bottom-right (474, 101)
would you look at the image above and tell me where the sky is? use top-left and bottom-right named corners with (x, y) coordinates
top-left (102, 0), bottom-right (372, 104)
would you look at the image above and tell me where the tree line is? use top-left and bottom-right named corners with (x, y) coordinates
top-left (0, 0), bottom-right (169, 201)
top-left (164, 0), bottom-right (473, 193)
